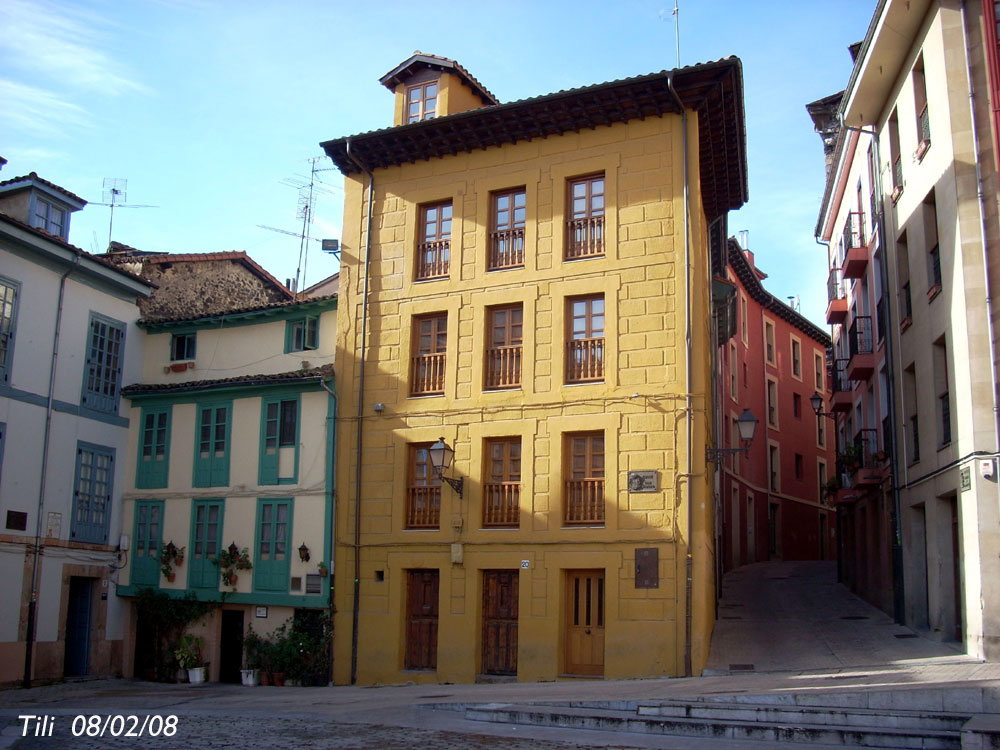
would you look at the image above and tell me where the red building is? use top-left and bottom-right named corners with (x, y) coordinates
top-left (716, 239), bottom-right (837, 574)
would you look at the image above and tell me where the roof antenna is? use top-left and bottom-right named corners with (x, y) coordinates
top-left (659, 2), bottom-right (681, 68)
top-left (89, 178), bottom-right (157, 249)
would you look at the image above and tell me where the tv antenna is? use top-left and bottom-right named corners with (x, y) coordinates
top-left (89, 178), bottom-right (158, 248)
top-left (257, 157), bottom-right (339, 295)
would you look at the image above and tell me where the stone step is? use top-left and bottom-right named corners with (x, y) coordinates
top-left (463, 703), bottom-right (961, 748)
top-left (636, 700), bottom-right (968, 732)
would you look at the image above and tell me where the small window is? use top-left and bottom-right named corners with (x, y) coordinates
top-left (0, 277), bottom-right (18, 385)
top-left (794, 453), bottom-right (804, 480)
top-left (793, 393), bottom-right (801, 419)
top-left (407, 443), bottom-right (441, 529)
top-left (564, 432), bottom-right (605, 526)
top-left (32, 197), bottom-right (67, 238)
top-left (82, 314), bottom-right (125, 413)
top-left (485, 305), bottom-right (523, 390)
top-left (791, 339), bottom-right (802, 378)
top-left (913, 55), bottom-right (930, 157)
top-left (416, 202), bottom-right (452, 281)
top-left (566, 295), bottom-right (604, 383)
top-left (286, 316), bottom-right (319, 353)
top-left (766, 378), bottom-right (778, 428)
top-left (769, 444), bottom-right (780, 492)
top-left (739, 294), bottom-right (748, 344)
top-left (489, 189), bottom-right (526, 270)
top-left (565, 174), bottom-right (605, 260)
top-left (814, 352), bottom-right (824, 391)
top-left (170, 333), bottom-right (196, 361)
top-left (764, 320), bottom-right (776, 365)
top-left (71, 442), bottom-right (115, 544)
top-left (411, 313), bottom-right (447, 396)
top-left (406, 81), bottom-right (438, 123)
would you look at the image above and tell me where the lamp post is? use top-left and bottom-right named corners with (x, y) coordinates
top-left (706, 408), bottom-right (758, 463)
top-left (428, 437), bottom-right (464, 498)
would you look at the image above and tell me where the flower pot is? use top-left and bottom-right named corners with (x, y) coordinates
top-left (187, 666), bottom-right (206, 684)
top-left (259, 671), bottom-right (272, 686)
top-left (271, 671), bottom-right (285, 687)
top-left (240, 668), bottom-right (259, 686)
top-left (169, 363), bottom-right (188, 373)
top-left (229, 574), bottom-right (238, 586)
top-left (167, 573), bottom-right (175, 582)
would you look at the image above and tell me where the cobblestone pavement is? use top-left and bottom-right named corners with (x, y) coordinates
top-left (2, 714), bottom-right (642, 750)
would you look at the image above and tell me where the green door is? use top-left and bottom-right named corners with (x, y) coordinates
top-left (132, 501), bottom-right (163, 587)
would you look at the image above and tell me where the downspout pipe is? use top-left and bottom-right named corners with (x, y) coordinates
top-left (23, 250), bottom-right (81, 688)
top-left (345, 139), bottom-right (374, 685)
top-left (666, 71), bottom-right (695, 678)
top-left (318, 374), bottom-right (337, 682)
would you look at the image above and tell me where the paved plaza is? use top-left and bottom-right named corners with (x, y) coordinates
top-left (2, 562), bottom-right (997, 749)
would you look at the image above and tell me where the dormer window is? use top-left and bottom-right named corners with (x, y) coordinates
top-left (407, 82), bottom-right (438, 123)
top-left (32, 197), bottom-right (67, 238)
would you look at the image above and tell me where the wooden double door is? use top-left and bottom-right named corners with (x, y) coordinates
top-left (565, 569), bottom-right (605, 676)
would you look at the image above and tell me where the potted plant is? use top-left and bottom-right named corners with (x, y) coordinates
top-left (240, 625), bottom-right (261, 686)
top-left (173, 634), bottom-right (207, 684)
top-left (160, 542), bottom-right (186, 582)
top-left (215, 543), bottom-right (253, 588)
top-left (317, 561), bottom-right (328, 578)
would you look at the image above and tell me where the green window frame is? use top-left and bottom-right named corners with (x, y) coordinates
top-left (136, 406), bottom-right (171, 489)
top-left (132, 500), bottom-right (163, 587)
top-left (285, 316), bottom-right (318, 353)
top-left (189, 499), bottom-right (224, 589)
top-left (170, 332), bottom-right (196, 361)
top-left (259, 395), bottom-right (300, 485)
top-left (193, 401), bottom-right (231, 487)
top-left (254, 498), bottom-right (292, 592)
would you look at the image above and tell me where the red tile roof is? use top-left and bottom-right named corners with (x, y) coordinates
top-left (122, 363), bottom-right (335, 396)
top-left (0, 172), bottom-right (86, 206)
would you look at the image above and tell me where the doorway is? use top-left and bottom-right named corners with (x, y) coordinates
top-left (482, 570), bottom-right (518, 676)
top-left (405, 570), bottom-right (439, 670)
top-left (219, 610), bottom-right (244, 683)
top-left (64, 577), bottom-right (93, 677)
top-left (564, 570), bottom-right (604, 676)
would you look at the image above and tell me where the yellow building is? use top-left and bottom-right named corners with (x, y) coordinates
top-left (321, 53), bottom-right (747, 684)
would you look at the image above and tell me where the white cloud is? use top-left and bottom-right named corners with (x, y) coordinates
top-left (0, 79), bottom-right (90, 135)
top-left (0, 0), bottom-right (149, 98)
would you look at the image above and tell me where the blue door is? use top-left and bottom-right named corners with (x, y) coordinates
top-left (64, 577), bottom-right (93, 676)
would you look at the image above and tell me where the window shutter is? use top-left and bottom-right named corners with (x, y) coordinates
top-left (259, 400), bottom-right (279, 485)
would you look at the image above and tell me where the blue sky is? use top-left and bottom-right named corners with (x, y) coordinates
top-left (1, 0), bottom-right (874, 324)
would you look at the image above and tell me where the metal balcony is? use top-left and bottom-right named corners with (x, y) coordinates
top-left (847, 315), bottom-right (875, 381)
top-left (830, 358), bottom-right (852, 413)
top-left (841, 212), bottom-right (868, 279)
top-left (826, 268), bottom-right (847, 325)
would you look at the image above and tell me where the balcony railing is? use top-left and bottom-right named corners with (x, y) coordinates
top-left (415, 240), bottom-right (450, 280)
top-left (832, 358), bottom-right (851, 393)
top-left (564, 479), bottom-right (605, 525)
top-left (843, 211), bottom-right (865, 251)
top-left (406, 486), bottom-right (441, 528)
top-left (848, 315), bottom-right (873, 358)
top-left (483, 482), bottom-right (520, 527)
top-left (488, 228), bottom-right (525, 270)
top-left (854, 428), bottom-right (879, 469)
top-left (566, 338), bottom-right (604, 383)
top-left (485, 345), bottom-right (522, 389)
top-left (411, 352), bottom-right (445, 395)
top-left (918, 103), bottom-right (931, 146)
top-left (565, 216), bottom-right (604, 259)
top-left (827, 268), bottom-right (844, 303)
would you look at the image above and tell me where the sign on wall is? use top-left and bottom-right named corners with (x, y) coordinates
top-left (627, 470), bottom-right (659, 493)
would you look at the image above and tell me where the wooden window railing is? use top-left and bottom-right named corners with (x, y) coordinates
top-left (489, 228), bottom-right (525, 270)
top-left (406, 486), bottom-right (441, 528)
top-left (566, 217), bottom-right (604, 259)
top-left (411, 352), bottom-right (445, 395)
top-left (566, 338), bottom-right (604, 383)
top-left (482, 482), bottom-right (519, 527)
top-left (564, 479), bottom-right (605, 525)
top-left (485, 345), bottom-right (521, 389)
top-left (416, 240), bottom-right (450, 280)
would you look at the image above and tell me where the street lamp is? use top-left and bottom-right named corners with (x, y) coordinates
top-left (810, 391), bottom-right (836, 419)
top-left (706, 408), bottom-right (758, 463)
top-left (429, 437), bottom-right (464, 498)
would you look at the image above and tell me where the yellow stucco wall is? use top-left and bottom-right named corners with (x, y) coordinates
top-left (391, 71), bottom-right (489, 126)
top-left (333, 113), bottom-right (715, 684)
